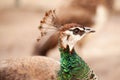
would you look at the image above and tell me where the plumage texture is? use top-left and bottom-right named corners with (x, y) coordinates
top-left (0, 56), bottom-right (60, 80)
top-left (57, 46), bottom-right (98, 80)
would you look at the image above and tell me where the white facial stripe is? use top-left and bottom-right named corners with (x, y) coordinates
top-left (64, 30), bottom-right (73, 35)
top-left (70, 27), bottom-right (84, 31)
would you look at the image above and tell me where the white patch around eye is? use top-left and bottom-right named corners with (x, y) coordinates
top-left (61, 30), bottom-right (83, 51)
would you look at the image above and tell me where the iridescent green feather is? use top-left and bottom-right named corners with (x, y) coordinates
top-left (57, 46), bottom-right (98, 80)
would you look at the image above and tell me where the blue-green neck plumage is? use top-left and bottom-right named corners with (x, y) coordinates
top-left (58, 46), bottom-right (90, 80)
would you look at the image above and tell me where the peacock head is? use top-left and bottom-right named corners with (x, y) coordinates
top-left (59, 23), bottom-right (95, 52)
top-left (38, 10), bottom-right (95, 52)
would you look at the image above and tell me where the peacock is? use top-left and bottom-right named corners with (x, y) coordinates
top-left (0, 10), bottom-right (98, 80)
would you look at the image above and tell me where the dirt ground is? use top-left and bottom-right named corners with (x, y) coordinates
top-left (0, 6), bottom-right (120, 80)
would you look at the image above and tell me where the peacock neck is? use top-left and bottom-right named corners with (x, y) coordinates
top-left (58, 46), bottom-right (91, 80)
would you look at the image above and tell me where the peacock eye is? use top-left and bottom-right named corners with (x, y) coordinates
top-left (73, 28), bottom-right (80, 35)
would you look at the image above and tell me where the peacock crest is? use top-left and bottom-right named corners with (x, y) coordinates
top-left (37, 10), bottom-right (61, 41)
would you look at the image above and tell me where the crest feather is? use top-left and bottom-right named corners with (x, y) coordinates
top-left (38, 10), bottom-right (61, 41)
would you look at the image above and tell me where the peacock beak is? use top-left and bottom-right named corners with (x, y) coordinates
top-left (84, 27), bottom-right (95, 33)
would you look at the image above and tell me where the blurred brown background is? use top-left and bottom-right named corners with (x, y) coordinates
top-left (0, 0), bottom-right (120, 80)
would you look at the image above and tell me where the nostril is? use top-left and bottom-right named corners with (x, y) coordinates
top-left (84, 27), bottom-right (95, 33)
